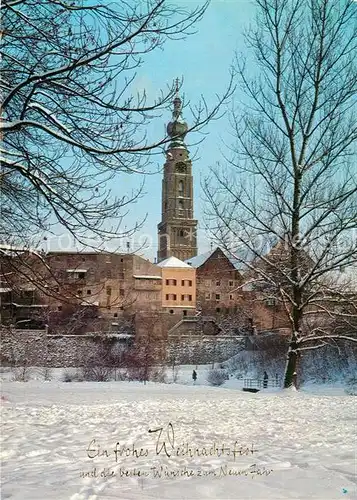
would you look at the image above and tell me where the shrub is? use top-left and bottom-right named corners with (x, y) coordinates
top-left (345, 375), bottom-right (357, 396)
top-left (40, 367), bottom-right (52, 381)
top-left (80, 365), bottom-right (113, 382)
top-left (207, 369), bottom-right (227, 387)
top-left (12, 366), bottom-right (31, 382)
top-left (62, 369), bottom-right (83, 382)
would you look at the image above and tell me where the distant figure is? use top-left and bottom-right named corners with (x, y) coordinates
top-left (192, 370), bottom-right (197, 384)
top-left (263, 371), bottom-right (269, 388)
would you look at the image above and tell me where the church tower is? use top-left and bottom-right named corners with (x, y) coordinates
top-left (157, 84), bottom-right (198, 262)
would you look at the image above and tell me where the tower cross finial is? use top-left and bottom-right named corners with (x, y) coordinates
top-left (175, 77), bottom-right (179, 96)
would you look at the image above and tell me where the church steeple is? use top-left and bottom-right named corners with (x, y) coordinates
top-left (166, 80), bottom-right (188, 149)
top-left (157, 82), bottom-right (198, 263)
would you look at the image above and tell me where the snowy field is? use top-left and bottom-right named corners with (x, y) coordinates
top-left (1, 379), bottom-right (356, 500)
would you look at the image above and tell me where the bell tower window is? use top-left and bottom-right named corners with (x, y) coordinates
top-left (178, 200), bottom-right (184, 216)
top-left (178, 180), bottom-right (184, 193)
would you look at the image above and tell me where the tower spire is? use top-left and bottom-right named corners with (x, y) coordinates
top-left (157, 80), bottom-right (197, 263)
top-left (167, 79), bottom-right (187, 149)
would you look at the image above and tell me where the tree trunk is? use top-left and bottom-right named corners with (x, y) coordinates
top-left (284, 334), bottom-right (299, 389)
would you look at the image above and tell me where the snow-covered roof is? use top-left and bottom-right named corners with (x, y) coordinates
top-left (133, 275), bottom-right (162, 280)
top-left (0, 288), bottom-right (12, 293)
top-left (185, 247), bottom-right (252, 271)
top-left (157, 256), bottom-right (192, 268)
top-left (12, 303), bottom-right (48, 308)
top-left (185, 249), bottom-right (216, 268)
top-left (66, 269), bottom-right (87, 273)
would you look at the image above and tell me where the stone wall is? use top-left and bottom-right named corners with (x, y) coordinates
top-left (167, 336), bottom-right (246, 364)
top-left (0, 329), bottom-right (245, 367)
top-left (0, 329), bottom-right (123, 367)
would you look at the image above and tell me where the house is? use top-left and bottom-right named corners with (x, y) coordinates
top-left (157, 256), bottom-right (196, 317)
top-left (186, 247), bottom-right (243, 315)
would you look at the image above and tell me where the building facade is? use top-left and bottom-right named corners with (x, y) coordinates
top-left (157, 89), bottom-right (197, 262)
top-left (187, 246), bottom-right (291, 332)
top-left (157, 256), bottom-right (196, 314)
top-left (186, 247), bottom-right (244, 315)
top-left (0, 251), bottom-right (163, 333)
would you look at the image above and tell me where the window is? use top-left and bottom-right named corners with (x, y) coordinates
top-left (166, 294), bottom-right (177, 301)
top-left (58, 305), bottom-right (62, 311)
top-left (173, 294), bottom-right (177, 300)
top-left (181, 294), bottom-right (185, 301)
top-left (169, 309), bottom-right (174, 314)
top-left (87, 289), bottom-right (91, 295)
top-left (183, 310), bottom-right (187, 317)
top-left (181, 280), bottom-right (185, 286)
top-left (215, 294), bottom-right (220, 300)
top-left (77, 290), bottom-right (83, 296)
top-left (113, 313), bottom-right (118, 318)
top-left (216, 280), bottom-right (221, 286)
top-left (205, 279), bottom-right (211, 286)
top-left (179, 230), bottom-right (184, 237)
top-left (216, 307), bottom-right (221, 313)
top-left (178, 180), bottom-right (184, 193)
top-left (189, 280), bottom-right (192, 286)
top-left (266, 298), bottom-right (276, 307)
top-left (78, 272), bottom-right (85, 279)
top-left (166, 279), bottom-right (177, 286)
top-left (229, 294), bottom-right (234, 300)
top-left (120, 258), bottom-right (124, 262)
top-left (166, 279), bottom-right (169, 285)
top-left (166, 294), bottom-right (169, 300)
top-left (106, 286), bottom-right (112, 296)
top-left (229, 280), bottom-right (234, 287)
top-left (106, 269), bottom-right (112, 279)
top-left (120, 288), bottom-right (125, 297)
top-left (54, 286), bottom-right (59, 293)
top-left (189, 295), bottom-right (192, 301)
top-left (205, 292), bottom-right (211, 299)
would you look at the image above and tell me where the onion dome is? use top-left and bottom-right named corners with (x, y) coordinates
top-left (167, 93), bottom-right (188, 149)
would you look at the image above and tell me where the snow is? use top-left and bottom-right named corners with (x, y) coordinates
top-left (157, 256), bottom-right (192, 268)
top-left (185, 248), bottom-right (216, 268)
top-left (1, 377), bottom-right (356, 500)
top-left (133, 275), bottom-right (162, 280)
top-left (185, 247), bottom-right (254, 272)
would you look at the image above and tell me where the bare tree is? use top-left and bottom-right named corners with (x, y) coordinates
top-left (126, 314), bottom-right (166, 383)
top-left (203, 0), bottom-right (357, 389)
top-left (1, 0), bottom-right (232, 248)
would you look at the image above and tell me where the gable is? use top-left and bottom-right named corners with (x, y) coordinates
top-left (197, 248), bottom-right (241, 276)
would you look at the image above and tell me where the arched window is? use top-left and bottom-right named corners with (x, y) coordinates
top-left (178, 180), bottom-right (184, 193)
top-left (179, 230), bottom-right (184, 237)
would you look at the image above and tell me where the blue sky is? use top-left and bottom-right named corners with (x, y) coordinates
top-left (46, 0), bottom-right (256, 259)
top-left (122, 0), bottom-right (256, 261)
